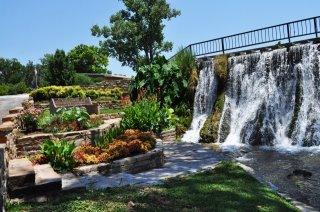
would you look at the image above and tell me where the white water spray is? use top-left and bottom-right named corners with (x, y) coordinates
top-left (182, 62), bottom-right (218, 143)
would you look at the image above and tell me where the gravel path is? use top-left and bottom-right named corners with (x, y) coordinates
top-left (0, 94), bottom-right (29, 123)
top-left (62, 142), bottom-right (222, 190)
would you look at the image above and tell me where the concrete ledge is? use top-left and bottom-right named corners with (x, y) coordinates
top-left (74, 148), bottom-right (164, 176)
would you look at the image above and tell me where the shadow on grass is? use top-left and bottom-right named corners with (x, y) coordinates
top-left (7, 161), bottom-right (298, 212)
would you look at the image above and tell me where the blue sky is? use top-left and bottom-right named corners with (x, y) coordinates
top-left (0, 0), bottom-right (319, 76)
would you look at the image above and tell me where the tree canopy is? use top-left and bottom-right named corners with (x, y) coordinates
top-left (91, 0), bottom-right (180, 70)
top-left (68, 44), bottom-right (109, 74)
top-left (42, 49), bottom-right (75, 86)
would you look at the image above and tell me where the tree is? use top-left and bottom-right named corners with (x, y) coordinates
top-left (42, 49), bottom-right (74, 86)
top-left (24, 61), bottom-right (36, 88)
top-left (0, 58), bottom-right (25, 84)
top-left (68, 44), bottom-right (109, 74)
top-left (131, 56), bottom-right (188, 107)
top-left (91, 0), bottom-right (180, 70)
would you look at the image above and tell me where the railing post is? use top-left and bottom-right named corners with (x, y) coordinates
top-left (221, 38), bottom-right (225, 54)
top-left (314, 17), bottom-right (318, 38)
top-left (286, 23), bottom-right (291, 43)
top-left (188, 45), bottom-right (192, 55)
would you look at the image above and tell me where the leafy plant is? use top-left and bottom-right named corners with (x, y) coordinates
top-left (121, 99), bottom-right (173, 133)
top-left (94, 127), bottom-right (124, 148)
top-left (131, 56), bottom-right (188, 107)
top-left (19, 108), bottom-right (42, 133)
top-left (57, 107), bottom-right (90, 128)
top-left (40, 139), bottom-right (76, 171)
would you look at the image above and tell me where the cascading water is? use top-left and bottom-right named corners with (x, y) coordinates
top-left (218, 43), bottom-right (320, 148)
top-left (182, 61), bottom-right (218, 143)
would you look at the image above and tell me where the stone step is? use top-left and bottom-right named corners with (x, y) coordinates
top-left (2, 113), bottom-right (19, 123)
top-left (8, 158), bottom-right (35, 190)
top-left (8, 163), bottom-right (62, 198)
top-left (9, 107), bottom-right (24, 114)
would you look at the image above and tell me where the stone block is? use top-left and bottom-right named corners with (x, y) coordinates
top-left (8, 158), bottom-right (35, 189)
top-left (2, 113), bottom-right (19, 123)
top-left (0, 121), bottom-right (14, 133)
top-left (0, 136), bottom-right (7, 144)
top-left (9, 107), bottom-right (24, 114)
top-left (34, 164), bottom-right (61, 187)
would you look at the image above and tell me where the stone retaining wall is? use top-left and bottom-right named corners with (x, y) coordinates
top-left (35, 100), bottom-right (124, 110)
top-left (74, 148), bottom-right (164, 176)
top-left (14, 118), bottom-right (121, 157)
top-left (0, 144), bottom-right (7, 211)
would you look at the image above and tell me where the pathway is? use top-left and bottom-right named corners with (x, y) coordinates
top-left (62, 142), bottom-right (222, 190)
top-left (0, 94), bottom-right (29, 123)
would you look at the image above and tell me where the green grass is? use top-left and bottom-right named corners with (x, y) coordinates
top-left (100, 107), bottom-right (124, 114)
top-left (7, 162), bottom-right (297, 212)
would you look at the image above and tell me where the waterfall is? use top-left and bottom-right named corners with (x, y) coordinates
top-left (182, 61), bottom-right (218, 143)
top-left (218, 43), bottom-right (320, 148)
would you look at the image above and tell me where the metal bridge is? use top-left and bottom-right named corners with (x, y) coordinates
top-left (172, 16), bottom-right (320, 58)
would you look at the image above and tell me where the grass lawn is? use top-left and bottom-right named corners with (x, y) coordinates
top-left (100, 107), bottom-right (124, 114)
top-left (7, 162), bottom-right (297, 212)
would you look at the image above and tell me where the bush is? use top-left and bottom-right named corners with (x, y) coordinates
top-left (40, 140), bottom-right (76, 171)
top-left (73, 73), bottom-right (94, 86)
top-left (121, 99), bottom-right (173, 133)
top-left (74, 129), bottom-right (156, 165)
top-left (30, 86), bottom-right (123, 101)
top-left (0, 82), bottom-right (30, 96)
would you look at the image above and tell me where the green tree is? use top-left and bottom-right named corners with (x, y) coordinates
top-left (131, 56), bottom-right (188, 107)
top-left (24, 61), bottom-right (36, 88)
top-left (0, 58), bottom-right (25, 84)
top-left (91, 0), bottom-right (180, 70)
top-left (42, 49), bottom-right (74, 86)
top-left (68, 44), bottom-right (109, 74)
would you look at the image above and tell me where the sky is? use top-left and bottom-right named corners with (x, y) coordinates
top-left (0, 0), bottom-right (319, 76)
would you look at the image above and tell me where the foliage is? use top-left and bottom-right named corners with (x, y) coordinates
top-left (42, 49), bottom-right (75, 86)
top-left (75, 129), bottom-right (155, 165)
top-left (131, 56), bottom-right (188, 107)
top-left (200, 93), bottom-right (225, 143)
top-left (0, 82), bottom-right (30, 96)
top-left (121, 99), bottom-right (173, 133)
top-left (73, 73), bottom-right (94, 86)
top-left (8, 161), bottom-right (298, 212)
top-left (29, 153), bottom-right (48, 165)
top-left (173, 48), bottom-right (198, 107)
top-left (91, 0), bottom-right (180, 70)
top-left (68, 44), bottom-right (108, 74)
top-left (40, 139), bottom-right (76, 171)
top-left (93, 127), bottom-right (124, 148)
top-left (38, 107), bottom-right (102, 133)
top-left (30, 86), bottom-right (123, 101)
top-left (0, 58), bottom-right (25, 84)
top-left (18, 108), bottom-right (42, 133)
top-left (214, 55), bottom-right (229, 84)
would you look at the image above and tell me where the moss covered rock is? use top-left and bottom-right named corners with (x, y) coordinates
top-left (214, 55), bottom-right (228, 83)
top-left (200, 93), bottom-right (225, 143)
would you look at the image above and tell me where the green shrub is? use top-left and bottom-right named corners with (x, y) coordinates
top-left (73, 73), bottom-right (94, 86)
top-left (40, 139), bottom-right (76, 171)
top-left (121, 99), bottom-right (173, 133)
top-left (30, 86), bottom-right (123, 101)
top-left (0, 82), bottom-right (29, 96)
top-left (0, 84), bottom-right (9, 96)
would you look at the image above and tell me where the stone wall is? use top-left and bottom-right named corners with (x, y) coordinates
top-left (14, 118), bottom-right (121, 157)
top-left (0, 144), bottom-right (7, 211)
top-left (74, 148), bottom-right (164, 175)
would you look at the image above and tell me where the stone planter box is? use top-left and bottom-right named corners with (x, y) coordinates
top-left (74, 148), bottom-right (164, 176)
top-left (14, 118), bottom-right (121, 157)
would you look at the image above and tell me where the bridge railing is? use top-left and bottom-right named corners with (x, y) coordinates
top-left (172, 16), bottom-right (320, 58)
